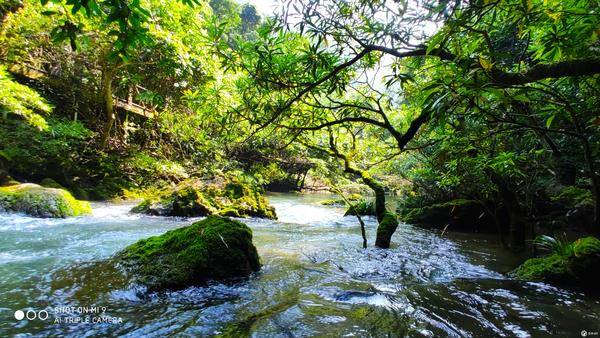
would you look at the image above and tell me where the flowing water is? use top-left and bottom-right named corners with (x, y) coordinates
top-left (0, 193), bottom-right (599, 337)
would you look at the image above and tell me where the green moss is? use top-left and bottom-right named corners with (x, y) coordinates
top-left (375, 212), bottom-right (399, 248)
top-left (219, 207), bottom-right (241, 218)
top-left (0, 183), bottom-right (91, 218)
top-left (130, 199), bottom-right (152, 213)
top-left (131, 176), bottom-right (276, 219)
top-left (573, 236), bottom-right (600, 257)
top-left (320, 194), bottom-right (362, 206)
top-left (320, 198), bottom-right (345, 206)
top-left (511, 236), bottom-right (600, 286)
top-left (511, 254), bottom-right (569, 281)
top-left (117, 215), bottom-right (261, 290)
top-left (398, 199), bottom-right (486, 227)
top-left (344, 199), bottom-right (376, 216)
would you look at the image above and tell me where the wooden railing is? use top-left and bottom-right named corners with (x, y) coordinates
top-left (115, 97), bottom-right (154, 118)
top-left (10, 64), bottom-right (155, 118)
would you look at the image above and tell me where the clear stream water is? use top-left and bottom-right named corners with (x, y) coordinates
top-left (0, 193), bottom-right (599, 337)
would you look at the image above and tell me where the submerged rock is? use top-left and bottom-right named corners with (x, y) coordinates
top-left (344, 199), bottom-right (376, 216)
top-left (0, 183), bottom-right (92, 218)
top-left (511, 236), bottom-right (600, 286)
top-left (131, 176), bottom-right (276, 219)
top-left (116, 215), bottom-right (261, 290)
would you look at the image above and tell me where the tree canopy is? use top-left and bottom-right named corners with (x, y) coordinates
top-left (0, 0), bottom-right (598, 248)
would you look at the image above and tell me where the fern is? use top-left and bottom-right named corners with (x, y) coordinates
top-left (533, 234), bottom-right (574, 257)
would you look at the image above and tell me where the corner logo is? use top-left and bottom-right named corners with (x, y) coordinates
top-left (14, 309), bottom-right (49, 321)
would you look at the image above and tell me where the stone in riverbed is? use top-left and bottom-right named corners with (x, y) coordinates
top-left (116, 215), bottom-right (261, 290)
top-left (131, 176), bottom-right (276, 219)
top-left (511, 236), bottom-right (600, 287)
top-left (397, 199), bottom-right (497, 232)
top-left (0, 183), bottom-right (92, 218)
top-left (344, 199), bottom-right (376, 216)
top-left (319, 193), bottom-right (363, 207)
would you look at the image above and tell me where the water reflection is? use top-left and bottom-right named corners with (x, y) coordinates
top-left (0, 193), bottom-right (598, 337)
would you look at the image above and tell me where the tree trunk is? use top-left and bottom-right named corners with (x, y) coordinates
top-left (316, 138), bottom-right (399, 248)
top-left (100, 64), bottom-right (116, 149)
top-left (357, 174), bottom-right (398, 248)
top-left (492, 173), bottom-right (525, 251)
top-left (567, 109), bottom-right (600, 230)
top-left (590, 173), bottom-right (600, 231)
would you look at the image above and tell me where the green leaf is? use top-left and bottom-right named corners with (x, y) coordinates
top-left (41, 10), bottom-right (59, 16)
top-left (546, 114), bottom-right (556, 128)
top-left (426, 30), bottom-right (446, 55)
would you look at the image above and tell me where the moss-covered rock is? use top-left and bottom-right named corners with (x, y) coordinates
top-left (0, 183), bottom-right (92, 217)
top-left (511, 236), bottom-right (600, 286)
top-left (398, 199), bottom-right (496, 232)
top-left (319, 193), bottom-right (362, 206)
top-left (344, 199), bottom-right (376, 216)
top-left (131, 185), bottom-right (215, 216)
top-left (131, 176), bottom-right (276, 219)
top-left (319, 198), bottom-right (345, 206)
top-left (116, 215), bottom-right (261, 290)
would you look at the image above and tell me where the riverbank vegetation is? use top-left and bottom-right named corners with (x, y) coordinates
top-left (0, 0), bottom-right (599, 286)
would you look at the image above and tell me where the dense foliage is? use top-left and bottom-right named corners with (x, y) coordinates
top-left (0, 0), bottom-right (598, 249)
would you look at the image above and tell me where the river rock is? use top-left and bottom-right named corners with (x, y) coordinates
top-left (511, 236), bottom-right (600, 286)
top-left (344, 199), bottom-right (376, 216)
top-left (116, 215), bottom-right (261, 290)
top-left (131, 175), bottom-right (276, 219)
top-left (397, 199), bottom-right (497, 232)
top-left (0, 183), bottom-right (92, 218)
top-left (320, 193), bottom-right (362, 207)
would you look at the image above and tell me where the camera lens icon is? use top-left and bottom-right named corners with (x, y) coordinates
top-left (14, 309), bottom-right (49, 321)
top-left (14, 310), bottom-right (25, 320)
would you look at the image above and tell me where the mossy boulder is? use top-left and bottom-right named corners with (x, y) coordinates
top-left (320, 193), bottom-right (362, 206)
top-left (511, 236), bottom-right (600, 286)
top-left (344, 199), bottom-right (376, 216)
top-left (398, 199), bottom-right (496, 232)
top-left (320, 198), bottom-right (345, 206)
top-left (0, 183), bottom-right (92, 218)
top-left (131, 185), bottom-right (215, 216)
top-left (131, 176), bottom-right (276, 219)
top-left (116, 215), bottom-right (261, 290)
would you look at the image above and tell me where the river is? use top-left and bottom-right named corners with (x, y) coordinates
top-left (0, 193), bottom-right (599, 337)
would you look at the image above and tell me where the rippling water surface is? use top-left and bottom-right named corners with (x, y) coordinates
top-left (0, 193), bottom-right (599, 337)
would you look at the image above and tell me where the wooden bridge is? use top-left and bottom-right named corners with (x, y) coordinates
top-left (114, 98), bottom-right (153, 118)
top-left (11, 64), bottom-right (155, 119)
